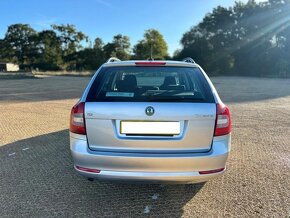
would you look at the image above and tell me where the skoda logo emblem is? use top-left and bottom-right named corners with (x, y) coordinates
top-left (145, 106), bottom-right (154, 116)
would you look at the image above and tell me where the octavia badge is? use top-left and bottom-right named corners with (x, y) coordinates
top-left (145, 106), bottom-right (154, 116)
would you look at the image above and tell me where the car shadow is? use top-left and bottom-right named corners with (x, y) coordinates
top-left (0, 129), bottom-right (204, 217)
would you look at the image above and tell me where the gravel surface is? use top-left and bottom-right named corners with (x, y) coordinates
top-left (0, 76), bottom-right (289, 217)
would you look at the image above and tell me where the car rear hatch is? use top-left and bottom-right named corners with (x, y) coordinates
top-left (85, 102), bottom-right (216, 153)
top-left (85, 64), bottom-right (216, 153)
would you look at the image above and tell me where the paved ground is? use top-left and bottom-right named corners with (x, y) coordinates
top-left (0, 76), bottom-right (289, 217)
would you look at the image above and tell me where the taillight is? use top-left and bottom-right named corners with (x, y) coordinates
top-left (214, 103), bottom-right (231, 136)
top-left (70, 102), bottom-right (86, 135)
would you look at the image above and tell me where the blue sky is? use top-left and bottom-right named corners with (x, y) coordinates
top-left (1, 0), bottom-right (255, 55)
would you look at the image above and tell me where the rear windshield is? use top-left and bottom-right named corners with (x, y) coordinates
top-left (86, 66), bottom-right (214, 103)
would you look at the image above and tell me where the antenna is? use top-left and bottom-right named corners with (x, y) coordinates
top-left (149, 37), bottom-right (154, 61)
top-left (150, 43), bottom-right (153, 60)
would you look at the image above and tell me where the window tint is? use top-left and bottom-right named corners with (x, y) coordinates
top-left (86, 66), bottom-right (214, 103)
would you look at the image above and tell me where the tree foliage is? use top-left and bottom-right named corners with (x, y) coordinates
top-left (1, 0), bottom-right (290, 77)
top-left (175, 0), bottom-right (290, 77)
top-left (2, 24), bottom-right (37, 67)
top-left (51, 24), bottom-right (88, 54)
top-left (35, 30), bottom-right (63, 70)
top-left (133, 29), bottom-right (168, 59)
top-left (103, 34), bottom-right (131, 60)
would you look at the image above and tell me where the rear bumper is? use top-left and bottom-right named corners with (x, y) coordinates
top-left (70, 133), bottom-right (231, 184)
top-left (74, 166), bottom-right (226, 184)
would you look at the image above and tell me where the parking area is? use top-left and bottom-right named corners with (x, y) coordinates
top-left (0, 76), bottom-right (289, 217)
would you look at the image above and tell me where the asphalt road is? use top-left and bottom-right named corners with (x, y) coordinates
top-left (0, 76), bottom-right (289, 217)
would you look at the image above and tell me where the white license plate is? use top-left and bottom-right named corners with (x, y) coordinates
top-left (120, 121), bottom-right (180, 135)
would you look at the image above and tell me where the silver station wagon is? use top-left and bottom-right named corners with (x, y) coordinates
top-left (69, 57), bottom-right (231, 184)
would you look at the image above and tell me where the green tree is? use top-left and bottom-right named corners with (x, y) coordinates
top-left (52, 24), bottom-right (88, 69)
top-left (176, 0), bottom-right (290, 76)
top-left (35, 30), bottom-right (63, 70)
top-left (3, 24), bottom-right (37, 67)
top-left (75, 37), bottom-right (106, 70)
top-left (103, 34), bottom-right (131, 60)
top-left (0, 39), bottom-right (10, 62)
top-left (133, 29), bottom-right (168, 60)
top-left (93, 37), bottom-right (104, 50)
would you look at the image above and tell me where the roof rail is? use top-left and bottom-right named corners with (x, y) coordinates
top-left (106, 57), bottom-right (121, 63)
top-left (182, 57), bottom-right (195, 64)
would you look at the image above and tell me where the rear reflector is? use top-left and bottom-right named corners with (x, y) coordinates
top-left (199, 168), bottom-right (225, 175)
top-left (135, 61), bottom-right (166, 66)
top-left (214, 103), bottom-right (231, 136)
top-left (75, 166), bottom-right (101, 173)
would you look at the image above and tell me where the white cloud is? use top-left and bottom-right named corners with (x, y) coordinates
top-left (35, 18), bottom-right (58, 28)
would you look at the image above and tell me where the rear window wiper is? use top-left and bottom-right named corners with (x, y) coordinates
top-left (148, 96), bottom-right (205, 102)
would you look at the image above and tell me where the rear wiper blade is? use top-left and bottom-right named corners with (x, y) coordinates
top-left (148, 96), bottom-right (204, 102)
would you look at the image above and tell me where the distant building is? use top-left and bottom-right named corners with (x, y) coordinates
top-left (0, 62), bottom-right (19, 72)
